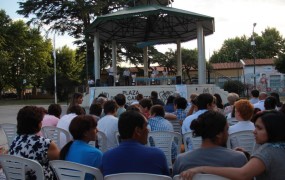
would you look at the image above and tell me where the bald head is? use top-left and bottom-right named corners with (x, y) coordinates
top-left (259, 92), bottom-right (267, 100)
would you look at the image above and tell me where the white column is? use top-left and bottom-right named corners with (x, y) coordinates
top-left (143, 46), bottom-right (148, 77)
top-left (176, 40), bottom-right (182, 77)
top-left (94, 32), bottom-right (100, 84)
top-left (197, 22), bottom-right (206, 84)
top-left (112, 40), bottom-right (117, 86)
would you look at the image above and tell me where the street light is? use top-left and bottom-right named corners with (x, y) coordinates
top-left (53, 33), bottom-right (57, 104)
top-left (240, 59), bottom-right (246, 97)
top-left (251, 23), bottom-right (257, 89)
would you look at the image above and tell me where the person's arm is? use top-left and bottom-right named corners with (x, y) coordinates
top-left (187, 105), bottom-right (196, 116)
top-left (165, 113), bottom-right (177, 120)
top-left (180, 157), bottom-right (265, 180)
top-left (47, 141), bottom-right (60, 160)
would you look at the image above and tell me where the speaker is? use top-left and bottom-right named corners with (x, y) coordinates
top-left (95, 79), bottom-right (101, 87)
top-left (176, 76), bottom-right (182, 84)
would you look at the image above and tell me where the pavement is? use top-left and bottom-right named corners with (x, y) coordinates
top-left (0, 104), bottom-right (68, 150)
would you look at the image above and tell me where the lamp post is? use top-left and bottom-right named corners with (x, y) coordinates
top-left (240, 59), bottom-right (246, 97)
top-left (251, 23), bottom-right (257, 89)
top-left (53, 33), bottom-right (57, 104)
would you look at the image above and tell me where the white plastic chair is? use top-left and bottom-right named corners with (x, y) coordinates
top-left (41, 126), bottom-right (72, 149)
top-left (0, 123), bottom-right (17, 147)
top-left (104, 173), bottom-right (172, 180)
top-left (169, 120), bottom-right (181, 133)
top-left (183, 132), bottom-right (202, 152)
top-left (227, 130), bottom-right (255, 154)
top-left (0, 154), bottom-right (44, 180)
top-left (173, 174), bottom-right (230, 180)
top-left (115, 131), bottom-right (121, 146)
top-left (147, 131), bottom-right (182, 169)
top-left (49, 160), bottom-right (103, 180)
top-left (96, 131), bottom-right (108, 153)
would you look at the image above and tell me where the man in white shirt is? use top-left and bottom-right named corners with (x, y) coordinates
top-left (97, 100), bottom-right (119, 150)
top-left (107, 63), bottom-right (114, 86)
top-left (182, 93), bottom-right (215, 151)
top-left (123, 68), bottom-right (130, 86)
top-left (253, 92), bottom-right (267, 111)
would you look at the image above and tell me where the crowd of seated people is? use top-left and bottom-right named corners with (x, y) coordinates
top-left (1, 90), bottom-right (285, 180)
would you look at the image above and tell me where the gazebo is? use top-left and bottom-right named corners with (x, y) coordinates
top-left (86, 2), bottom-right (215, 85)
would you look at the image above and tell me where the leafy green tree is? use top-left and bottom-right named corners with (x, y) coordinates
top-left (223, 80), bottom-right (245, 96)
top-left (43, 46), bottom-right (84, 101)
top-left (274, 53), bottom-right (285, 74)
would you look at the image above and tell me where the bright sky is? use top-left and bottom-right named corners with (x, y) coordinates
top-left (2, 0), bottom-right (285, 60)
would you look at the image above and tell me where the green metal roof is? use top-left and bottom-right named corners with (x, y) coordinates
top-left (86, 4), bottom-right (215, 44)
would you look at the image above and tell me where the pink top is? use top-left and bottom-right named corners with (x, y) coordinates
top-left (38, 114), bottom-right (59, 136)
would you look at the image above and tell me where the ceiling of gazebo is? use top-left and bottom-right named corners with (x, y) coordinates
top-left (86, 4), bottom-right (215, 45)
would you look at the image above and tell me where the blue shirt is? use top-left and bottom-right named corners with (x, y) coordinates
top-left (66, 140), bottom-right (103, 180)
top-left (101, 140), bottom-right (169, 176)
top-left (173, 109), bottom-right (187, 122)
top-left (148, 116), bottom-right (173, 132)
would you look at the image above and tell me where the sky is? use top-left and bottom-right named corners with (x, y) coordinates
top-left (1, 0), bottom-right (285, 60)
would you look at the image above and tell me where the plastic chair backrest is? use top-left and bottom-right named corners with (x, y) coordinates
top-left (41, 126), bottom-right (72, 149)
top-left (0, 123), bottom-right (17, 147)
top-left (227, 130), bottom-right (255, 154)
top-left (0, 154), bottom-right (44, 180)
top-left (173, 174), bottom-right (230, 180)
top-left (49, 160), bottom-right (103, 180)
top-left (169, 120), bottom-right (181, 133)
top-left (104, 173), bottom-right (172, 180)
top-left (147, 131), bottom-right (182, 169)
top-left (183, 132), bottom-right (202, 152)
top-left (96, 131), bottom-right (108, 153)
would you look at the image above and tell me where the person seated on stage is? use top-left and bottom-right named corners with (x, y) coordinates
top-left (60, 115), bottom-right (102, 180)
top-left (101, 110), bottom-right (169, 176)
top-left (179, 111), bottom-right (285, 180)
top-left (173, 110), bottom-right (248, 176)
top-left (123, 68), bottom-right (130, 86)
top-left (107, 63), bottom-right (114, 86)
top-left (9, 106), bottom-right (59, 180)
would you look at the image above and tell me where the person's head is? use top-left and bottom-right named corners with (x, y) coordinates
top-left (227, 93), bottom-right (239, 105)
top-left (213, 93), bottom-right (223, 109)
top-left (270, 92), bottom-right (282, 107)
top-left (71, 92), bottom-right (83, 105)
top-left (190, 93), bottom-right (198, 101)
top-left (118, 111), bottom-right (149, 144)
top-left (136, 94), bottom-right (144, 101)
top-left (89, 103), bottom-right (102, 117)
top-left (126, 104), bottom-right (141, 112)
top-left (150, 105), bottom-right (165, 117)
top-left (139, 98), bottom-right (153, 112)
top-left (190, 110), bottom-right (228, 146)
top-left (68, 105), bottom-right (85, 115)
top-left (234, 99), bottom-right (254, 120)
top-left (166, 95), bottom-right (175, 105)
top-left (98, 93), bottom-right (107, 98)
top-left (251, 89), bottom-right (260, 98)
top-left (114, 93), bottom-right (126, 107)
top-left (150, 91), bottom-right (158, 99)
top-left (252, 111), bottom-right (285, 144)
top-left (69, 115), bottom-right (98, 142)
top-left (48, 104), bottom-right (62, 118)
top-left (264, 96), bottom-right (277, 110)
top-left (196, 93), bottom-right (215, 110)
top-left (259, 92), bottom-right (267, 100)
top-left (103, 100), bottom-right (118, 115)
top-left (92, 97), bottom-right (107, 108)
top-left (174, 97), bottom-right (188, 110)
top-left (17, 106), bottom-right (45, 135)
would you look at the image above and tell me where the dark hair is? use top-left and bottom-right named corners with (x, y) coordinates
top-left (98, 93), bottom-right (107, 98)
top-left (174, 97), bottom-right (188, 109)
top-left (213, 94), bottom-right (224, 109)
top-left (264, 96), bottom-right (277, 110)
top-left (114, 93), bottom-right (126, 106)
top-left (118, 111), bottom-right (146, 139)
top-left (279, 104), bottom-right (285, 114)
top-left (251, 90), bottom-right (260, 98)
top-left (190, 110), bottom-right (227, 142)
top-left (89, 103), bottom-right (102, 117)
top-left (150, 105), bottom-right (165, 117)
top-left (60, 115), bottom-right (97, 159)
top-left (270, 92), bottom-right (282, 107)
top-left (68, 105), bottom-right (85, 115)
top-left (67, 92), bottom-right (84, 114)
top-left (151, 91), bottom-right (158, 99)
top-left (196, 93), bottom-right (214, 110)
top-left (252, 111), bottom-right (285, 143)
top-left (136, 94), bottom-right (144, 101)
top-left (103, 100), bottom-right (118, 114)
top-left (126, 105), bottom-right (140, 112)
top-left (48, 104), bottom-right (62, 118)
top-left (139, 98), bottom-right (153, 110)
top-left (17, 106), bottom-right (44, 135)
top-left (166, 95), bottom-right (175, 105)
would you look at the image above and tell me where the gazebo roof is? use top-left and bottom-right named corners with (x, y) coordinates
top-left (86, 4), bottom-right (215, 45)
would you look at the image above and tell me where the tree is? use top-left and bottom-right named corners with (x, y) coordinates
top-left (43, 46), bottom-right (84, 101)
top-left (274, 53), bottom-right (285, 74)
